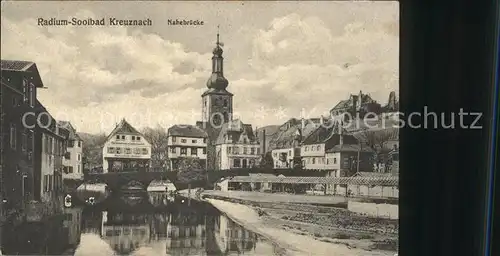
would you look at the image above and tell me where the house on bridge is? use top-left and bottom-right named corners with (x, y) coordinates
top-left (102, 119), bottom-right (151, 173)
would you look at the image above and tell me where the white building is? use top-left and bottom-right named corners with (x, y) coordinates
top-left (58, 121), bottom-right (83, 180)
top-left (167, 124), bottom-right (208, 171)
top-left (102, 119), bottom-right (151, 173)
top-left (214, 119), bottom-right (260, 170)
top-left (270, 118), bottom-right (321, 169)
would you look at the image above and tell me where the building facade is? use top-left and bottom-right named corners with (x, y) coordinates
top-left (214, 119), bottom-right (260, 170)
top-left (37, 108), bottom-right (69, 203)
top-left (102, 119), bottom-right (151, 173)
top-left (0, 60), bottom-right (43, 212)
top-left (167, 125), bottom-right (208, 170)
top-left (59, 121), bottom-right (83, 180)
top-left (329, 90), bottom-right (381, 118)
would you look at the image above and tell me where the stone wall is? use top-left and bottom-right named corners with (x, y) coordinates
top-left (347, 200), bottom-right (398, 219)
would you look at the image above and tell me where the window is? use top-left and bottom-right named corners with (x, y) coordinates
top-left (77, 165), bottom-right (81, 173)
top-left (180, 148), bottom-right (187, 155)
top-left (22, 130), bottom-right (27, 152)
top-left (136, 137), bottom-right (141, 141)
top-left (223, 99), bottom-right (228, 107)
top-left (203, 148), bottom-right (207, 154)
top-left (242, 159), bottom-right (248, 168)
top-left (181, 139), bottom-right (187, 143)
top-left (305, 146), bottom-right (308, 152)
top-left (121, 135), bottom-right (125, 140)
top-left (312, 158), bottom-right (316, 164)
top-left (134, 148), bottom-right (141, 154)
top-left (29, 82), bottom-right (35, 107)
top-left (22, 79), bottom-right (28, 102)
top-left (317, 145), bottom-right (321, 151)
top-left (43, 175), bottom-right (48, 192)
top-left (233, 159), bottom-right (241, 168)
top-left (125, 148), bottom-right (131, 154)
top-left (172, 137), bottom-right (177, 142)
top-left (10, 124), bottom-right (16, 149)
top-left (334, 158), bottom-right (337, 164)
top-left (116, 135), bottom-right (120, 140)
top-left (116, 147), bottom-right (122, 154)
top-left (78, 141), bottom-right (82, 147)
top-left (243, 147), bottom-right (247, 154)
top-left (257, 148), bottom-right (260, 155)
top-left (170, 147), bottom-right (176, 153)
top-left (142, 148), bottom-right (148, 155)
top-left (132, 136), bottom-right (135, 140)
top-left (192, 139), bottom-right (197, 143)
top-left (77, 153), bottom-right (81, 161)
top-left (108, 147), bottom-right (114, 153)
top-left (191, 148), bottom-right (197, 156)
top-left (228, 146), bottom-right (232, 154)
top-left (233, 146), bottom-right (239, 155)
top-left (251, 148), bottom-right (255, 155)
top-left (203, 138), bottom-right (207, 143)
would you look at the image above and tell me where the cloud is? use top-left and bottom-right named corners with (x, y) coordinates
top-left (1, 6), bottom-right (398, 133)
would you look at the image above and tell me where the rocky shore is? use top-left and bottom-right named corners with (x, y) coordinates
top-left (179, 190), bottom-right (398, 255)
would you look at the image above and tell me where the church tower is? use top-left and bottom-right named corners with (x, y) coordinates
top-left (201, 27), bottom-right (233, 127)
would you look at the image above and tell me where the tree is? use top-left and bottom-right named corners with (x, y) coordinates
top-left (354, 128), bottom-right (398, 172)
top-left (80, 132), bottom-right (107, 171)
top-left (177, 157), bottom-right (206, 184)
top-left (141, 126), bottom-right (169, 169)
top-left (259, 151), bottom-right (274, 169)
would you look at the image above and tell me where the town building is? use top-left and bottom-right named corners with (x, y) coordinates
top-left (329, 90), bottom-right (382, 118)
top-left (269, 118), bottom-right (323, 169)
top-left (195, 30), bottom-right (260, 170)
top-left (58, 121), bottom-right (84, 180)
top-left (300, 120), bottom-right (371, 175)
top-left (102, 119), bottom-right (151, 173)
top-left (167, 124), bottom-right (208, 170)
top-left (0, 60), bottom-right (43, 212)
top-left (36, 102), bottom-right (69, 203)
top-left (214, 119), bottom-right (260, 170)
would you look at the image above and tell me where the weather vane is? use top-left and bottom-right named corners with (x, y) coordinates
top-left (216, 25), bottom-right (224, 47)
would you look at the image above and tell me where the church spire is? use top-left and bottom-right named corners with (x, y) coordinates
top-left (206, 25), bottom-right (228, 90)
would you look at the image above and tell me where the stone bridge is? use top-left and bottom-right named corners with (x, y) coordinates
top-left (79, 169), bottom-right (179, 192)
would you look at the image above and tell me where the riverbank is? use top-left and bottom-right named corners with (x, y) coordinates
top-left (180, 190), bottom-right (398, 255)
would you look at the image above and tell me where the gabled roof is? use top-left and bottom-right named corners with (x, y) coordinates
top-left (215, 119), bottom-right (258, 145)
top-left (107, 119), bottom-right (143, 139)
top-left (168, 124), bottom-right (208, 138)
top-left (57, 121), bottom-right (81, 140)
top-left (331, 99), bottom-right (351, 111)
top-left (1, 60), bottom-right (35, 71)
top-left (1, 60), bottom-right (44, 88)
top-left (326, 144), bottom-right (374, 153)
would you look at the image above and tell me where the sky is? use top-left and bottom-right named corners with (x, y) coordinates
top-left (1, 1), bottom-right (399, 134)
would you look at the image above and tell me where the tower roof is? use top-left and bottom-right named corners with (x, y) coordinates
top-left (206, 26), bottom-right (229, 90)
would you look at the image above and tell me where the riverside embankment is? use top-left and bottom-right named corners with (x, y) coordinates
top-left (179, 190), bottom-right (398, 256)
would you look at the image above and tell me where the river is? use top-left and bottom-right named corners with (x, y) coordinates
top-left (0, 192), bottom-right (283, 255)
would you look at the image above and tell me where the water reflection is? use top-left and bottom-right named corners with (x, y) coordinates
top-left (1, 192), bottom-right (281, 255)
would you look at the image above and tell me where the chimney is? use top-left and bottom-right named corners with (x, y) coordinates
top-left (261, 129), bottom-right (266, 155)
top-left (301, 118), bottom-right (305, 130)
top-left (320, 115), bottom-right (324, 125)
top-left (339, 121), bottom-right (344, 146)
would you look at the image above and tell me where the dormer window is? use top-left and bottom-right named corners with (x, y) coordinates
top-left (116, 135), bottom-right (120, 140)
top-left (121, 135), bottom-right (126, 140)
top-left (132, 136), bottom-right (135, 140)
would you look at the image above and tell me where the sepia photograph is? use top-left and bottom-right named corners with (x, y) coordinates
top-left (1, 1), bottom-right (399, 255)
